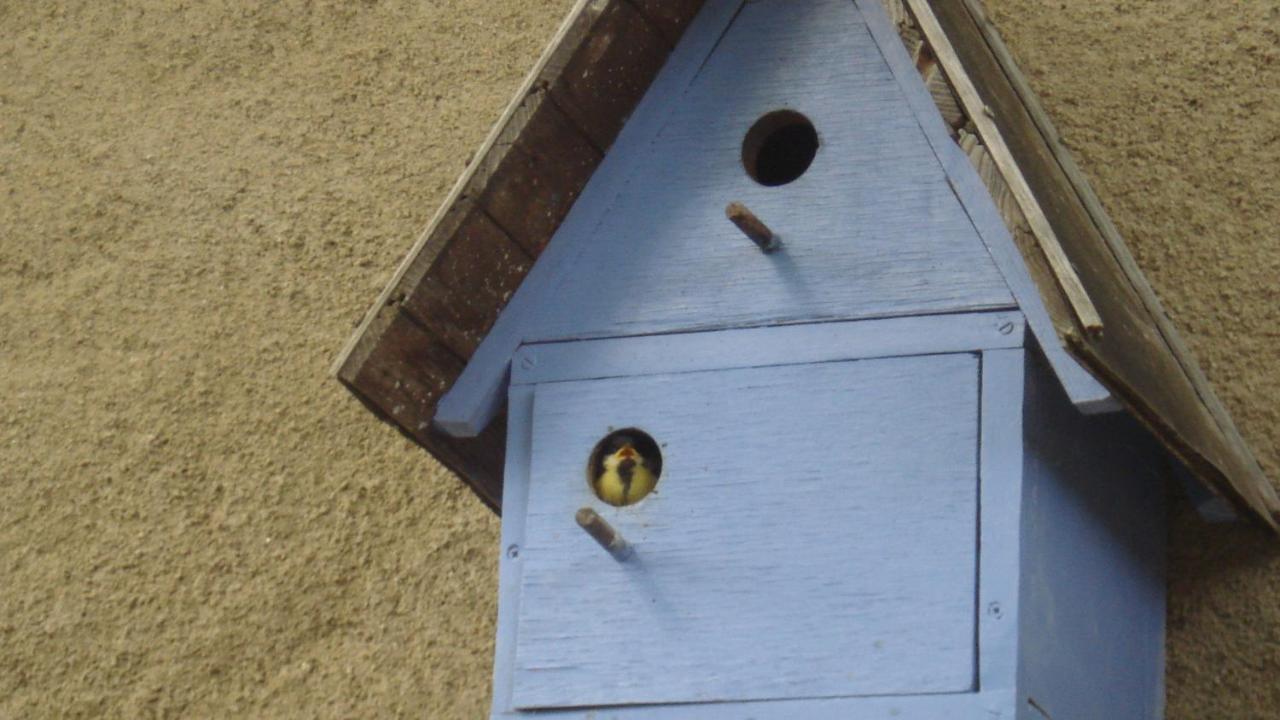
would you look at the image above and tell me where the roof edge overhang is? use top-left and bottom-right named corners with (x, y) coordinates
top-left (333, 0), bottom-right (1279, 532)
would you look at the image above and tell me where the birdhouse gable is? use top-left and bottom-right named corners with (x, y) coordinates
top-left (434, 0), bottom-right (1105, 438)
top-left (335, 0), bottom-right (1277, 528)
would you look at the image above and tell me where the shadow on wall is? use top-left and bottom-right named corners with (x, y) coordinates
top-left (1167, 493), bottom-right (1280, 623)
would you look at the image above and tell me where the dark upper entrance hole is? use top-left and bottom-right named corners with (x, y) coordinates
top-left (742, 110), bottom-right (819, 187)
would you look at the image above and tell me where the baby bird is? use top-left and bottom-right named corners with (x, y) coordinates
top-left (592, 433), bottom-right (659, 506)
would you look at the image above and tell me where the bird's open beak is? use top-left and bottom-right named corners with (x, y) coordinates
top-left (617, 445), bottom-right (637, 459)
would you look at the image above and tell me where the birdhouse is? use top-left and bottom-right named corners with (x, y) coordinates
top-left (333, 1), bottom-right (1280, 718)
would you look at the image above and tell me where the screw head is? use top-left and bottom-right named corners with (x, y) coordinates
top-left (506, 544), bottom-right (520, 559)
top-left (519, 354), bottom-right (536, 370)
top-left (998, 321), bottom-right (1016, 336)
top-left (987, 601), bottom-right (1004, 619)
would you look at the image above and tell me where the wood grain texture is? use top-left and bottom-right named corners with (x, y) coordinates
top-left (402, 206), bottom-right (531, 359)
top-left (854, 0), bottom-right (1115, 410)
top-left (627, 0), bottom-right (705, 46)
top-left (481, 100), bottom-right (602, 258)
top-left (513, 354), bottom-right (981, 708)
top-left (1016, 350), bottom-right (1166, 719)
top-left (531, 0), bottom-right (1014, 341)
top-left (337, 310), bottom-right (507, 508)
top-left (921, 0), bottom-right (1279, 529)
top-left (513, 310), bottom-right (1023, 385)
top-left (550, 0), bottom-right (671, 151)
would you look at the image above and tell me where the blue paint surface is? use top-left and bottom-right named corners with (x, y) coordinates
top-left (514, 354), bottom-right (982, 708)
top-left (1016, 350), bottom-right (1166, 720)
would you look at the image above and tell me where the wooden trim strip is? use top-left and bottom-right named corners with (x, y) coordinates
top-left (904, 0), bottom-right (1103, 337)
top-left (512, 312), bottom-right (1025, 386)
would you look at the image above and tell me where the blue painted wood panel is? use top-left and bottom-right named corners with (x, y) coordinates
top-left (1016, 350), bottom-right (1166, 720)
top-left (532, 0), bottom-right (1014, 342)
top-left (511, 354), bottom-right (982, 709)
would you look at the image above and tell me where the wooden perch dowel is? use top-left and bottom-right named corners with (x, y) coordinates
top-left (576, 507), bottom-right (634, 561)
top-left (726, 201), bottom-right (781, 253)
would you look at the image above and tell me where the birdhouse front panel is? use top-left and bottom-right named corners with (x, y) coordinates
top-left (511, 353), bottom-right (980, 709)
top-left (511, 0), bottom-right (1017, 346)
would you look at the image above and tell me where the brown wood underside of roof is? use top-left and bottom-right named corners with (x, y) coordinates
top-left (927, 0), bottom-right (1279, 531)
top-left (334, 0), bottom-right (706, 511)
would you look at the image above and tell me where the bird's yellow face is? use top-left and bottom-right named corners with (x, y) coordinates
top-left (591, 433), bottom-right (660, 507)
top-left (603, 444), bottom-right (639, 470)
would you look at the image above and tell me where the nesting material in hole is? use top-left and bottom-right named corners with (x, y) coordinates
top-left (588, 429), bottom-right (663, 507)
top-left (742, 109), bottom-right (819, 186)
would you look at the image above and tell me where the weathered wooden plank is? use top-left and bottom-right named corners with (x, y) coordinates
top-left (337, 309), bottom-right (505, 509)
top-left (402, 205), bottom-right (531, 359)
top-left (340, 310), bottom-right (462, 433)
top-left (512, 311), bottom-right (1023, 385)
top-left (514, 355), bottom-right (980, 708)
top-left (480, 99), bottom-right (601, 258)
top-left (922, 0), bottom-right (1279, 529)
top-left (627, 0), bottom-right (705, 46)
top-left (906, 0), bottom-right (1102, 337)
top-left (550, 0), bottom-right (671, 151)
top-left (917, 50), bottom-right (965, 131)
top-left (956, 0), bottom-right (1278, 519)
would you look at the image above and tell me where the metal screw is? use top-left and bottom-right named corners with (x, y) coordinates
top-left (519, 354), bottom-right (536, 370)
top-left (987, 601), bottom-right (1003, 619)
top-left (506, 544), bottom-right (520, 559)
top-left (998, 321), bottom-right (1016, 336)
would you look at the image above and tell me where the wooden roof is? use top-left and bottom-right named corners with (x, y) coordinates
top-left (332, 0), bottom-right (1279, 531)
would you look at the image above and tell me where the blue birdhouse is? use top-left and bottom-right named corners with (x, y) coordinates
top-left (334, 1), bottom-right (1280, 718)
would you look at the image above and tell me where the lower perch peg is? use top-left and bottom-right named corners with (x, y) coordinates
top-left (575, 507), bottom-right (634, 561)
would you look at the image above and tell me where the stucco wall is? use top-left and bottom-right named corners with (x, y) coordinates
top-left (1, 1), bottom-right (1276, 717)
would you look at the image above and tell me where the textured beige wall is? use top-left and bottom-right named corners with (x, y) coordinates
top-left (0, 1), bottom-right (1276, 718)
